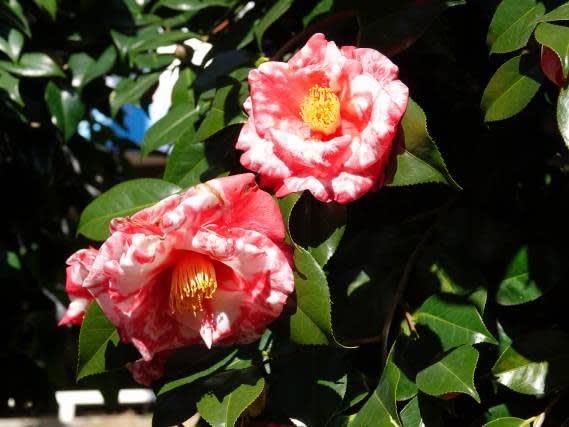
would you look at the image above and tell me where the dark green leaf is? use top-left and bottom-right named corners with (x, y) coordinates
top-left (288, 246), bottom-right (333, 345)
top-left (0, 28), bottom-right (23, 61)
top-left (0, 68), bottom-right (22, 105)
top-left (350, 358), bottom-right (401, 427)
top-left (496, 246), bottom-right (543, 305)
top-left (135, 52), bottom-right (175, 70)
top-left (254, 0), bottom-right (293, 50)
top-left (290, 194), bottom-right (346, 267)
top-left (277, 192), bottom-right (301, 245)
top-left (163, 137), bottom-right (209, 188)
top-left (78, 179), bottom-right (180, 241)
top-left (69, 47), bottom-right (117, 89)
top-left (0, 0), bottom-right (30, 37)
top-left (386, 98), bottom-right (460, 189)
top-left (0, 52), bottom-right (64, 77)
top-left (492, 330), bottom-right (569, 396)
top-left (430, 263), bottom-right (488, 313)
top-left (171, 67), bottom-right (196, 108)
top-left (110, 72), bottom-right (160, 117)
top-left (197, 377), bottom-right (265, 427)
top-left (45, 81), bottom-right (85, 141)
top-left (77, 302), bottom-right (119, 380)
top-left (414, 295), bottom-right (497, 351)
top-left (303, 0), bottom-right (333, 26)
top-left (487, 0), bottom-right (544, 54)
top-left (35, 0), bottom-right (58, 20)
top-left (558, 83), bottom-right (569, 148)
top-left (482, 418), bottom-right (527, 427)
top-left (535, 22), bottom-right (569, 78)
top-left (400, 396), bottom-right (443, 427)
top-left (481, 55), bottom-right (543, 122)
top-left (416, 345), bottom-right (480, 402)
top-left (141, 103), bottom-right (201, 156)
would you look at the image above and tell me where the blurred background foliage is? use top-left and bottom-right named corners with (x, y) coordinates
top-left (2, 0), bottom-right (569, 425)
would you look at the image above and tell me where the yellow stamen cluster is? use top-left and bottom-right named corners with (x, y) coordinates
top-left (169, 252), bottom-right (217, 314)
top-left (299, 85), bottom-right (341, 135)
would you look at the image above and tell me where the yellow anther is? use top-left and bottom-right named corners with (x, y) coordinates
top-left (299, 85), bottom-right (341, 135)
top-left (169, 252), bottom-right (217, 314)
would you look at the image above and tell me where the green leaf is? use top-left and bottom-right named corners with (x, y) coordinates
top-left (400, 396), bottom-right (443, 427)
top-left (538, 3), bottom-right (569, 22)
top-left (558, 84), bottom-right (569, 149)
top-left (69, 47), bottom-right (116, 89)
top-left (288, 246), bottom-right (334, 345)
top-left (0, 52), bottom-right (64, 77)
top-left (277, 193), bottom-right (301, 242)
top-left (157, 0), bottom-right (232, 12)
top-left (194, 79), bottom-right (245, 142)
top-left (141, 103), bottom-right (201, 156)
top-left (482, 418), bottom-right (527, 427)
top-left (487, 0), bottom-right (544, 54)
top-left (0, 68), bottom-right (22, 105)
top-left (0, 28), bottom-right (23, 61)
top-left (303, 0), bottom-right (333, 26)
top-left (164, 138), bottom-right (209, 188)
top-left (254, 0), bottom-right (293, 50)
top-left (430, 262), bottom-right (488, 313)
top-left (109, 72), bottom-right (160, 117)
top-left (535, 22), bottom-right (569, 78)
top-left (45, 81), bottom-right (85, 141)
top-left (496, 246), bottom-right (542, 305)
top-left (197, 378), bottom-right (264, 427)
top-left (78, 179), bottom-right (180, 241)
top-left (77, 302), bottom-right (119, 380)
top-left (414, 295), bottom-right (497, 351)
top-left (289, 194), bottom-right (346, 267)
top-left (492, 330), bottom-right (569, 396)
top-left (481, 55), bottom-right (543, 122)
top-left (386, 98), bottom-right (460, 189)
top-left (35, 0), bottom-right (58, 20)
top-left (171, 67), bottom-right (196, 108)
top-left (350, 358), bottom-right (401, 427)
top-left (416, 345), bottom-right (480, 402)
top-left (0, 0), bottom-right (30, 37)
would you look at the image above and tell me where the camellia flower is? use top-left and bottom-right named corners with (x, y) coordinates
top-left (60, 174), bottom-right (294, 382)
top-left (236, 33), bottom-right (409, 204)
top-left (59, 248), bottom-right (97, 325)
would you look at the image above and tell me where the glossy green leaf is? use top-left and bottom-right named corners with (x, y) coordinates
top-left (0, 68), bottom-right (22, 105)
top-left (254, 0), bottom-right (293, 50)
top-left (69, 47), bottom-right (116, 89)
top-left (350, 359), bottom-right (401, 427)
top-left (492, 330), bottom-right (569, 396)
top-left (290, 195), bottom-right (346, 267)
top-left (141, 103), bottom-right (201, 156)
top-left (171, 67), bottom-right (196, 108)
top-left (386, 98), bottom-right (460, 189)
top-left (430, 262), bottom-right (488, 313)
top-left (414, 295), bottom-right (497, 351)
top-left (111, 29), bottom-right (195, 59)
top-left (558, 83), bottom-right (569, 148)
top-left (157, 0), bottom-right (232, 11)
top-left (77, 302), bottom-right (119, 380)
top-left (0, 0), bottom-right (30, 37)
top-left (194, 79), bottom-right (245, 142)
top-left (400, 396), bottom-right (443, 427)
top-left (496, 246), bottom-right (543, 305)
top-left (109, 72), bottom-right (160, 117)
top-left (288, 246), bottom-right (333, 345)
top-left (487, 0), bottom-right (544, 54)
top-left (45, 81), bottom-right (85, 141)
top-left (416, 345), bottom-right (480, 402)
top-left (78, 179), bottom-right (180, 241)
top-left (164, 138), bottom-right (209, 188)
top-left (0, 52), bottom-right (64, 77)
top-left (481, 55), bottom-right (543, 122)
top-left (35, 0), bottom-right (58, 20)
top-left (277, 192), bottom-right (301, 245)
top-left (197, 377), bottom-right (264, 427)
top-left (535, 22), bottom-right (569, 78)
top-left (538, 3), bottom-right (569, 22)
top-left (482, 418), bottom-right (527, 427)
top-left (0, 28), bottom-right (23, 61)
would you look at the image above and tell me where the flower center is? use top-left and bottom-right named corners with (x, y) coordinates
top-left (299, 85), bottom-right (341, 135)
top-left (169, 252), bottom-right (217, 314)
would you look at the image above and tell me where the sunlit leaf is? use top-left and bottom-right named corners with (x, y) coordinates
top-left (45, 81), bottom-right (85, 141)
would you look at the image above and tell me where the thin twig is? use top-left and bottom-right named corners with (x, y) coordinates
top-left (271, 10), bottom-right (358, 61)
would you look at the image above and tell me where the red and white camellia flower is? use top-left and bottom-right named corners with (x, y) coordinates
top-left (60, 174), bottom-right (294, 383)
top-left (59, 248), bottom-right (97, 325)
top-left (236, 33), bottom-right (409, 204)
